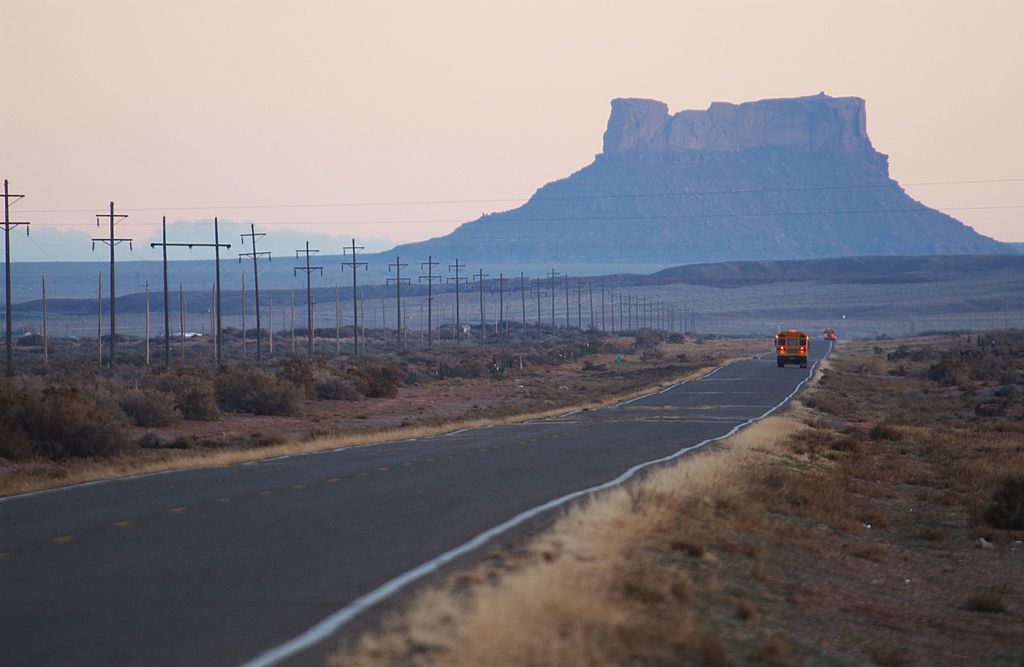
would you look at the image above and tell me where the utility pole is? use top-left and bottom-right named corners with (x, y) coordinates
top-left (547, 269), bottom-right (560, 332)
top-left (335, 285), bottom-right (341, 355)
top-left (419, 256), bottom-right (441, 348)
top-left (448, 259), bottom-right (467, 342)
top-left (92, 201), bottom-right (131, 366)
top-left (2, 180), bottom-right (29, 376)
top-left (97, 273), bottom-right (103, 367)
top-left (498, 273), bottom-right (505, 338)
top-left (520, 272), bottom-right (528, 333)
top-left (294, 242), bottom-right (323, 360)
top-left (601, 281), bottom-right (606, 331)
top-left (387, 256), bottom-right (410, 350)
top-left (564, 275), bottom-right (570, 328)
top-left (589, 279), bottom-right (594, 330)
top-left (42, 276), bottom-right (48, 369)
top-left (474, 269), bottom-right (490, 341)
top-left (240, 274), bottom-right (246, 357)
top-left (239, 223), bottom-right (271, 362)
top-left (144, 281), bottom-right (150, 366)
top-left (179, 285), bottom-right (185, 360)
top-left (577, 280), bottom-right (583, 329)
top-left (149, 217), bottom-right (230, 366)
top-left (342, 239), bottom-right (367, 354)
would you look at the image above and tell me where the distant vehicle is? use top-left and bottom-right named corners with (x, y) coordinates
top-left (823, 328), bottom-right (837, 341)
top-left (775, 329), bottom-right (808, 368)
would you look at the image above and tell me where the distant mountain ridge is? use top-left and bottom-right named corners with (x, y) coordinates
top-left (384, 93), bottom-right (1009, 265)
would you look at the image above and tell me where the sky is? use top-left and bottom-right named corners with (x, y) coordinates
top-left (3, 0), bottom-right (1022, 263)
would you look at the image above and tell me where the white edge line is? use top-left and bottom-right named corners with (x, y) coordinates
top-left (239, 351), bottom-right (824, 667)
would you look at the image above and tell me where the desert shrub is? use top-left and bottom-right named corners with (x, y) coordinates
top-left (984, 476), bottom-right (1024, 530)
top-left (9, 384), bottom-right (130, 459)
top-left (277, 357), bottom-right (317, 398)
top-left (315, 375), bottom-right (364, 401)
top-left (119, 387), bottom-right (181, 427)
top-left (216, 366), bottom-right (302, 415)
top-left (634, 329), bottom-right (665, 348)
top-left (362, 364), bottom-right (404, 398)
top-left (154, 371), bottom-right (220, 421)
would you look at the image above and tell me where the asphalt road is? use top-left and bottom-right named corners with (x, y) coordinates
top-left (1, 344), bottom-right (827, 666)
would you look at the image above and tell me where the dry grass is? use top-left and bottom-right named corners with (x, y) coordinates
top-left (332, 333), bottom-right (1024, 667)
top-left (0, 360), bottom-right (730, 497)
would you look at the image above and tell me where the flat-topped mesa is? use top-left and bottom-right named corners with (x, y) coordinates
top-left (602, 93), bottom-right (873, 155)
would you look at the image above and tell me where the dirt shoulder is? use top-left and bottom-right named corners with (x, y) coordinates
top-left (333, 333), bottom-right (1024, 666)
top-left (0, 336), bottom-right (760, 497)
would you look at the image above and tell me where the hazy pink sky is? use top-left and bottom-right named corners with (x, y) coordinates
top-left (4, 0), bottom-right (1022, 260)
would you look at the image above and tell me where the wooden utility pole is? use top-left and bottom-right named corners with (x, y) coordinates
top-left (92, 202), bottom-right (131, 366)
top-left (520, 272), bottom-right (527, 333)
top-left (294, 242), bottom-right (323, 360)
top-left (342, 239), bottom-right (368, 354)
top-left (41, 276), bottom-right (48, 369)
top-left (419, 256), bottom-right (440, 348)
top-left (97, 273), bottom-right (103, 367)
top-left (474, 269), bottom-right (489, 342)
top-left (268, 293), bottom-right (274, 357)
top-left (335, 284), bottom-right (341, 355)
top-left (448, 259), bottom-right (467, 342)
top-left (179, 285), bottom-right (185, 361)
top-left (564, 275), bottom-right (570, 328)
top-left (290, 289), bottom-right (296, 354)
top-left (2, 180), bottom-right (29, 376)
top-left (589, 279), bottom-right (594, 330)
top-left (240, 274), bottom-right (246, 356)
top-left (239, 223), bottom-right (270, 362)
top-left (387, 256), bottom-right (410, 350)
top-left (144, 281), bottom-right (150, 366)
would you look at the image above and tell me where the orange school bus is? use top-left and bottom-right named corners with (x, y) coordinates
top-left (775, 330), bottom-right (809, 368)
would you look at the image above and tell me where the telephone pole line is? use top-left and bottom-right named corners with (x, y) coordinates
top-left (448, 259), bottom-right (467, 342)
top-left (294, 242), bottom-right (323, 359)
top-left (342, 239), bottom-right (368, 354)
top-left (2, 179), bottom-right (29, 377)
top-left (419, 256), bottom-right (441, 348)
top-left (239, 223), bottom-right (271, 362)
top-left (474, 269), bottom-right (490, 341)
top-left (92, 202), bottom-right (131, 366)
top-left (387, 256), bottom-right (410, 350)
top-left (149, 217), bottom-right (230, 366)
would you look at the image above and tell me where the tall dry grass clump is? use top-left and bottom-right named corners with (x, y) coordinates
top-left (333, 416), bottom-right (801, 667)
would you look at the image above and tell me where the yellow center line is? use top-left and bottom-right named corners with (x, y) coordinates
top-left (292, 484), bottom-right (306, 491)
top-left (112, 520), bottom-right (134, 528)
top-left (50, 534), bottom-right (76, 545)
top-left (0, 552), bottom-right (10, 560)
top-left (259, 490), bottom-right (272, 496)
top-left (327, 478), bottom-right (338, 484)
top-left (356, 472), bottom-right (370, 477)
top-left (168, 507), bottom-right (187, 514)
top-left (375, 466), bottom-right (389, 473)
top-left (216, 497), bottom-right (232, 503)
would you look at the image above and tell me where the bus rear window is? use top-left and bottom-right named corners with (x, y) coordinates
top-left (786, 338), bottom-right (798, 347)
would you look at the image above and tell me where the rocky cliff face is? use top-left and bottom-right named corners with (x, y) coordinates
top-left (384, 94), bottom-right (1010, 269)
top-left (602, 94), bottom-right (872, 155)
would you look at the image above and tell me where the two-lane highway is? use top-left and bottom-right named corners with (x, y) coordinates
top-left (1, 345), bottom-right (827, 666)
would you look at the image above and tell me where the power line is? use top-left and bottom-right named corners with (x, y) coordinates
top-left (19, 176), bottom-right (1024, 214)
top-left (24, 203), bottom-right (1024, 229)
